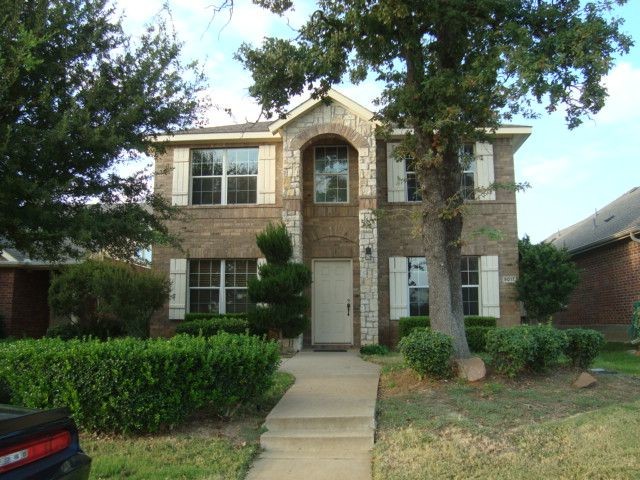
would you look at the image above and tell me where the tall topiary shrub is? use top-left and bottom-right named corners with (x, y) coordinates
top-left (248, 223), bottom-right (312, 338)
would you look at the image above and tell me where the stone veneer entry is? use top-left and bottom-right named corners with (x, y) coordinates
top-left (280, 102), bottom-right (379, 345)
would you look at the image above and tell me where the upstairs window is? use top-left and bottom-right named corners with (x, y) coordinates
top-left (315, 146), bottom-right (348, 203)
top-left (191, 148), bottom-right (258, 205)
top-left (405, 157), bottom-right (422, 202)
top-left (460, 143), bottom-right (475, 200)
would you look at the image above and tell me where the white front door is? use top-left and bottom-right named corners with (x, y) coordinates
top-left (313, 260), bottom-right (353, 344)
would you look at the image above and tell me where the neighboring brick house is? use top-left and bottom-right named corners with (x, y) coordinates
top-left (547, 187), bottom-right (640, 341)
top-left (0, 248), bottom-right (57, 338)
top-left (151, 90), bottom-right (531, 346)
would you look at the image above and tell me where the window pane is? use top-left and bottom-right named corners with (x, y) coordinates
top-left (315, 146), bottom-right (348, 203)
top-left (409, 288), bottom-right (429, 316)
top-left (408, 257), bottom-right (427, 287)
top-left (225, 289), bottom-right (254, 314)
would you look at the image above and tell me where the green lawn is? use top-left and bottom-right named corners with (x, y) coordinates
top-left (368, 347), bottom-right (640, 479)
top-left (83, 372), bottom-right (294, 480)
top-left (593, 342), bottom-right (640, 375)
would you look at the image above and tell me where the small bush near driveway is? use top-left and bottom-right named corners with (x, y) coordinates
top-left (0, 333), bottom-right (279, 433)
top-left (564, 328), bottom-right (605, 369)
top-left (399, 329), bottom-right (453, 379)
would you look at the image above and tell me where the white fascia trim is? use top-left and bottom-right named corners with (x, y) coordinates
top-left (269, 88), bottom-right (376, 133)
top-left (387, 126), bottom-right (532, 152)
top-left (152, 131), bottom-right (281, 143)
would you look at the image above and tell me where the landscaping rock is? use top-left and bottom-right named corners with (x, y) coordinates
top-left (456, 357), bottom-right (486, 382)
top-left (573, 372), bottom-right (597, 388)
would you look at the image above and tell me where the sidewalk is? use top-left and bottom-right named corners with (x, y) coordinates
top-left (246, 351), bottom-right (381, 480)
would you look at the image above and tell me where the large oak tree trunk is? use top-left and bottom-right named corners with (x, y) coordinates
top-left (417, 134), bottom-right (471, 358)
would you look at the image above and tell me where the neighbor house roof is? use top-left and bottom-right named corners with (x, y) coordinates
top-left (546, 186), bottom-right (640, 255)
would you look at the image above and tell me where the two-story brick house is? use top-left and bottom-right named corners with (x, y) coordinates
top-left (151, 90), bottom-right (531, 347)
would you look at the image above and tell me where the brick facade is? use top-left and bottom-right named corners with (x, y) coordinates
top-left (0, 268), bottom-right (51, 338)
top-left (554, 238), bottom-right (640, 339)
top-left (151, 93), bottom-right (526, 346)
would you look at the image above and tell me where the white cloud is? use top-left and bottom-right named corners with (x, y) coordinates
top-left (594, 62), bottom-right (640, 125)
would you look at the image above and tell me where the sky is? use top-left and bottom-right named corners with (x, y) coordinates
top-left (117, 0), bottom-right (640, 243)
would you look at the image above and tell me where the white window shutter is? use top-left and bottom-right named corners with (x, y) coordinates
top-left (169, 258), bottom-right (187, 320)
top-left (475, 142), bottom-right (495, 200)
top-left (389, 257), bottom-right (409, 320)
top-left (257, 145), bottom-right (276, 204)
top-left (480, 255), bottom-right (500, 317)
top-left (387, 143), bottom-right (406, 203)
top-left (172, 148), bottom-right (190, 206)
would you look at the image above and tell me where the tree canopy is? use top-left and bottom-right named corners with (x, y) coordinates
top-left (0, 0), bottom-right (205, 261)
top-left (237, 0), bottom-right (631, 357)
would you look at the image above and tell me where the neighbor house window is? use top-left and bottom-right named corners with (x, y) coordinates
top-left (407, 256), bottom-right (480, 316)
top-left (405, 157), bottom-right (422, 202)
top-left (191, 148), bottom-right (258, 205)
top-left (460, 143), bottom-right (475, 200)
top-left (188, 259), bottom-right (257, 314)
top-left (315, 145), bottom-right (348, 203)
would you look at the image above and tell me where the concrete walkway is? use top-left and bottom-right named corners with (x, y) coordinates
top-left (246, 351), bottom-right (381, 480)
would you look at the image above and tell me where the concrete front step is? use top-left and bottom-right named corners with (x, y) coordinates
top-left (265, 414), bottom-right (374, 432)
top-left (260, 429), bottom-right (374, 453)
top-left (246, 455), bottom-right (372, 480)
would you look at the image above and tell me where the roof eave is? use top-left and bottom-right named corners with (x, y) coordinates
top-left (566, 227), bottom-right (640, 256)
top-left (387, 126), bottom-right (532, 151)
top-left (151, 130), bottom-right (281, 144)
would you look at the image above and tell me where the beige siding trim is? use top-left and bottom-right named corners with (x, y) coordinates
top-left (475, 142), bottom-right (496, 200)
top-left (389, 256), bottom-right (409, 320)
top-left (387, 143), bottom-right (406, 203)
top-left (171, 148), bottom-right (190, 206)
top-left (257, 145), bottom-right (276, 204)
top-left (480, 255), bottom-right (500, 318)
top-left (169, 258), bottom-right (187, 320)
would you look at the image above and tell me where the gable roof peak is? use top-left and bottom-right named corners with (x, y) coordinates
top-left (268, 88), bottom-right (375, 133)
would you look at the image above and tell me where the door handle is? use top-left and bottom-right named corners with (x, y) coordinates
top-left (347, 299), bottom-right (351, 317)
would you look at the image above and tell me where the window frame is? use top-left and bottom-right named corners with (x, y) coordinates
top-left (313, 145), bottom-right (350, 204)
top-left (407, 257), bottom-right (429, 316)
top-left (405, 156), bottom-right (422, 203)
top-left (459, 143), bottom-right (476, 201)
top-left (187, 259), bottom-right (257, 314)
top-left (460, 256), bottom-right (480, 316)
top-left (406, 256), bottom-right (481, 317)
top-left (190, 147), bottom-right (258, 206)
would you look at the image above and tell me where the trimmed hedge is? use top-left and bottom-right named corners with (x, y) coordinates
top-left (398, 316), bottom-right (497, 339)
top-left (465, 326), bottom-right (492, 352)
top-left (564, 328), bottom-right (605, 369)
top-left (464, 316), bottom-right (497, 328)
top-left (398, 316), bottom-right (497, 352)
top-left (183, 312), bottom-right (248, 322)
top-left (175, 317), bottom-right (249, 336)
top-left (486, 325), bottom-right (567, 377)
top-left (0, 333), bottom-right (279, 434)
top-left (398, 329), bottom-right (453, 378)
